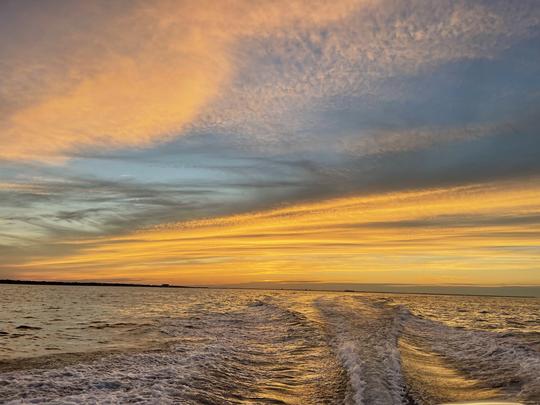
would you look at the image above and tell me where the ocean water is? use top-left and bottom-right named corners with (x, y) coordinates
top-left (0, 285), bottom-right (539, 404)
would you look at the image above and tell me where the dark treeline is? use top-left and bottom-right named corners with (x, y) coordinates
top-left (0, 279), bottom-right (201, 288)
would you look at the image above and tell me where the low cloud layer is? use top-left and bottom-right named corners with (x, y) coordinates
top-left (6, 180), bottom-right (539, 285)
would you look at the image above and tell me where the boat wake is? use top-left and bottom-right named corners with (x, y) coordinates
top-left (0, 291), bottom-right (538, 404)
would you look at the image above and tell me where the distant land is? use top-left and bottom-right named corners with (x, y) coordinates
top-left (0, 279), bottom-right (200, 288)
top-left (1, 279), bottom-right (539, 298)
top-left (210, 282), bottom-right (540, 298)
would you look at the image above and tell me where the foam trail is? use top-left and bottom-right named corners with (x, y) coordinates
top-left (399, 306), bottom-right (540, 404)
top-left (315, 296), bottom-right (407, 404)
top-left (0, 293), bottom-right (346, 404)
top-left (1, 288), bottom-right (538, 404)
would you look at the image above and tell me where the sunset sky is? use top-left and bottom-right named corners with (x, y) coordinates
top-left (1, 0), bottom-right (540, 288)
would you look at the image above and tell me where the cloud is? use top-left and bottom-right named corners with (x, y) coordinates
top-left (0, 0), bottom-right (365, 162)
top-left (0, 161), bottom-right (317, 257)
top-left (5, 179), bottom-right (540, 285)
top-left (2, 1), bottom-right (539, 161)
top-left (2, 109), bottom-right (539, 261)
top-left (193, 0), bottom-right (540, 140)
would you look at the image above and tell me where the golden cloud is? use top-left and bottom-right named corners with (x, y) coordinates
top-left (4, 0), bottom-right (537, 161)
top-left (12, 180), bottom-right (540, 285)
top-left (0, 0), bottom-right (363, 161)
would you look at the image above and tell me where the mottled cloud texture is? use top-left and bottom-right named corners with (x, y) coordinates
top-left (0, 0), bottom-right (361, 161)
top-left (2, 0), bottom-right (538, 160)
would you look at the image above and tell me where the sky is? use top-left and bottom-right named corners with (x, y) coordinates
top-left (1, 0), bottom-right (540, 290)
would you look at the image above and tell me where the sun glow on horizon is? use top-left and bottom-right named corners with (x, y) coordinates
top-left (9, 180), bottom-right (540, 285)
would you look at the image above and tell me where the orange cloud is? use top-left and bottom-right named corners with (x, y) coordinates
top-left (4, 0), bottom-right (538, 161)
top-left (0, 0), bottom-right (364, 162)
top-left (12, 179), bottom-right (540, 285)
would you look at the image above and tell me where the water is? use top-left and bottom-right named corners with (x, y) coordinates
top-left (0, 285), bottom-right (539, 404)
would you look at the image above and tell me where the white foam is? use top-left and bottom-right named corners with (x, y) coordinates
top-left (315, 296), bottom-right (407, 405)
top-left (1, 295), bottom-right (345, 404)
top-left (2, 292), bottom-right (538, 404)
top-left (399, 307), bottom-right (540, 403)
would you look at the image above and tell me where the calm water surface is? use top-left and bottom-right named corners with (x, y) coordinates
top-left (0, 285), bottom-right (539, 404)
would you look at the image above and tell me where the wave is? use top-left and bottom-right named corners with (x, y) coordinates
top-left (0, 296), bottom-right (344, 404)
top-left (313, 296), bottom-right (539, 404)
top-left (315, 296), bottom-right (407, 404)
top-left (1, 292), bottom-right (538, 404)
top-left (398, 305), bottom-right (540, 404)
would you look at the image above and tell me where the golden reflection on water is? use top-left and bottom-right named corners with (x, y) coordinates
top-left (442, 402), bottom-right (523, 404)
top-left (400, 338), bottom-right (503, 404)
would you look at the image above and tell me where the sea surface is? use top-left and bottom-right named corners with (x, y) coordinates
top-left (0, 285), bottom-right (539, 404)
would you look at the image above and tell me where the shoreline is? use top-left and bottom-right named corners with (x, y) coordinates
top-left (0, 279), bottom-right (201, 289)
top-left (1, 279), bottom-right (537, 298)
